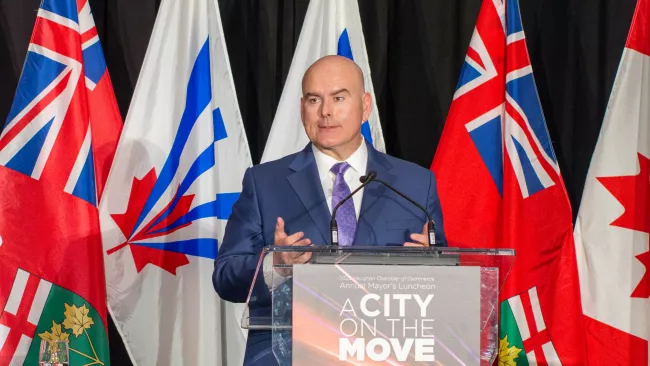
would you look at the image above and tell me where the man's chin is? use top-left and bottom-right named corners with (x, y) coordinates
top-left (312, 138), bottom-right (341, 149)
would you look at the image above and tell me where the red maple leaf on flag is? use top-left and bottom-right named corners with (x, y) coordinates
top-left (106, 168), bottom-right (196, 275)
top-left (597, 153), bottom-right (650, 298)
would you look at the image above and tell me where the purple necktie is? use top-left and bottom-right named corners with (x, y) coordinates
top-left (331, 162), bottom-right (356, 246)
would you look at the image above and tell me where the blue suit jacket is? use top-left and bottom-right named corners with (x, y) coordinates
top-left (213, 142), bottom-right (446, 365)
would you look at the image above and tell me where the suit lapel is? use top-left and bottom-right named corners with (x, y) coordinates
top-left (353, 143), bottom-right (394, 245)
top-left (287, 145), bottom-right (331, 245)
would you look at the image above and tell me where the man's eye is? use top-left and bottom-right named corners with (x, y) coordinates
top-left (309, 98), bottom-right (319, 103)
top-left (335, 96), bottom-right (344, 102)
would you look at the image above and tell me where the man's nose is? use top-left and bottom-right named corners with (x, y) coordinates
top-left (320, 98), bottom-right (332, 118)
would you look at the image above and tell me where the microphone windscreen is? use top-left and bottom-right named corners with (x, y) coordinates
top-left (359, 171), bottom-right (377, 183)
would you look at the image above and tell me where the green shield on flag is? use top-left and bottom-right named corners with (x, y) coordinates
top-left (24, 284), bottom-right (109, 366)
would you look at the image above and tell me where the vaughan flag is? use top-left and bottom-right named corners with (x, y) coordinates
top-left (0, 0), bottom-right (121, 364)
top-left (432, 0), bottom-right (586, 364)
top-left (261, 0), bottom-right (384, 163)
top-left (574, 0), bottom-right (650, 363)
top-left (99, 0), bottom-right (252, 364)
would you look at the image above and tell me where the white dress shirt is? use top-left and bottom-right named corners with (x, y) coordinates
top-left (264, 142), bottom-right (368, 288)
top-left (312, 141), bottom-right (368, 219)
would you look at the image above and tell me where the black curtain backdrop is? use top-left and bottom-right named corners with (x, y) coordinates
top-left (0, 0), bottom-right (638, 364)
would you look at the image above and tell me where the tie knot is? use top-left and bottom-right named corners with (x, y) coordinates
top-left (331, 162), bottom-right (351, 176)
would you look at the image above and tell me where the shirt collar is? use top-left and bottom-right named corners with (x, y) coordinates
top-left (312, 140), bottom-right (368, 177)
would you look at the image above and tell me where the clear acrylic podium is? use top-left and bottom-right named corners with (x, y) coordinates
top-left (242, 246), bottom-right (515, 365)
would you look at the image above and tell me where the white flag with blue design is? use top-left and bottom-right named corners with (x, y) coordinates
top-left (261, 0), bottom-right (384, 163)
top-left (99, 0), bottom-right (251, 364)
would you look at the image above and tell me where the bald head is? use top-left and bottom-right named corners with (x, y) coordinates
top-left (302, 55), bottom-right (365, 94)
top-left (300, 55), bottom-right (372, 161)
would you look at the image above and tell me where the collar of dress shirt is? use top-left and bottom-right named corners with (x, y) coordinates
top-left (312, 140), bottom-right (368, 179)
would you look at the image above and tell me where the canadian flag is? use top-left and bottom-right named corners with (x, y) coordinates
top-left (574, 0), bottom-right (650, 363)
top-left (0, 269), bottom-right (52, 365)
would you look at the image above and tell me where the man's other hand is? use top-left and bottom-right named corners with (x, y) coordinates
top-left (404, 222), bottom-right (430, 247)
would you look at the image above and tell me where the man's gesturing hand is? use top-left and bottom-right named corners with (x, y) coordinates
top-left (273, 217), bottom-right (312, 276)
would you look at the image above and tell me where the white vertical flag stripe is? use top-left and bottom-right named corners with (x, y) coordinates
top-left (542, 341), bottom-right (562, 365)
top-left (4, 269), bottom-right (29, 315)
top-left (528, 286), bottom-right (546, 332)
top-left (508, 294), bottom-right (531, 340)
top-left (10, 335), bottom-right (32, 365)
top-left (0, 325), bottom-right (9, 352)
top-left (27, 279), bottom-right (52, 325)
top-left (99, 0), bottom-right (252, 364)
top-left (261, 0), bottom-right (384, 163)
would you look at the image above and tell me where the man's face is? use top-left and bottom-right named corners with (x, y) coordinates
top-left (300, 59), bottom-right (371, 158)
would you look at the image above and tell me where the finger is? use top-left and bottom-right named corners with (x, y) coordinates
top-left (290, 238), bottom-right (312, 247)
top-left (404, 242), bottom-right (428, 247)
top-left (294, 251), bottom-right (313, 264)
top-left (410, 233), bottom-right (428, 244)
top-left (274, 217), bottom-right (286, 240)
top-left (284, 231), bottom-right (305, 244)
top-left (421, 222), bottom-right (428, 236)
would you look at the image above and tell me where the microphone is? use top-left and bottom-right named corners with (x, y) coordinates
top-left (359, 171), bottom-right (377, 184)
top-left (363, 171), bottom-right (439, 247)
top-left (330, 171), bottom-right (377, 245)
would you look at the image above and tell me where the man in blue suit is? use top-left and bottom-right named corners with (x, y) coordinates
top-left (213, 55), bottom-right (446, 365)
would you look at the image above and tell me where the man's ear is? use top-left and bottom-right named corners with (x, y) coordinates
top-left (362, 92), bottom-right (372, 121)
top-left (300, 97), bottom-right (306, 125)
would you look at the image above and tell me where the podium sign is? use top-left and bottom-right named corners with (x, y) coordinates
top-left (242, 246), bottom-right (515, 366)
top-left (292, 264), bottom-right (481, 364)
